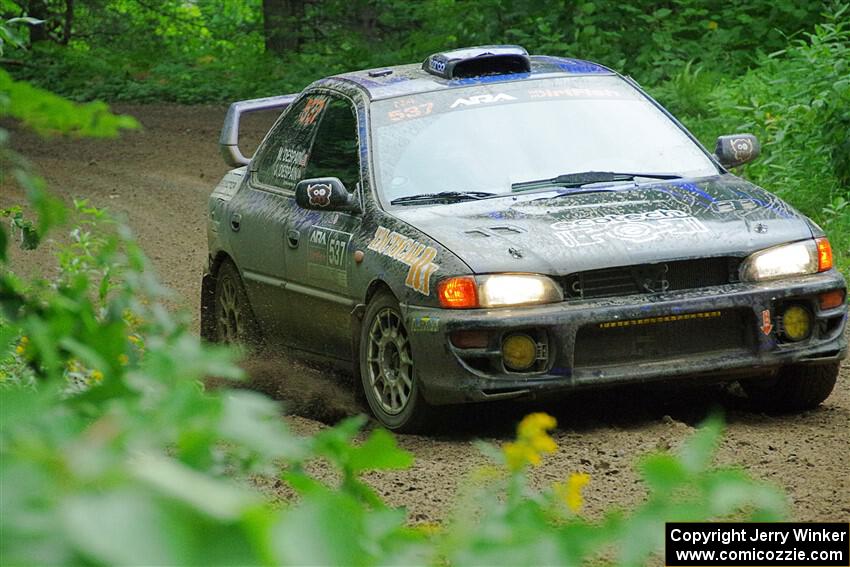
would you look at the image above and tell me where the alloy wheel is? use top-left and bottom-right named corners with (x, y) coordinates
top-left (366, 307), bottom-right (414, 415)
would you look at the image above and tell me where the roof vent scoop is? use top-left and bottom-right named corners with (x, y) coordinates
top-left (423, 45), bottom-right (531, 79)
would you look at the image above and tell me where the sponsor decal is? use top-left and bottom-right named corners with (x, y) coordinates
top-left (368, 226), bottom-right (440, 295)
top-left (307, 183), bottom-right (332, 207)
top-left (298, 97), bottom-right (326, 126)
top-left (760, 309), bottom-right (773, 335)
top-left (409, 315), bottom-right (440, 333)
top-left (450, 93), bottom-right (516, 108)
top-left (428, 58), bottom-right (447, 73)
top-left (598, 310), bottom-right (721, 330)
top-left (551, 209), bottom-right (708, 247)
top-left (528, 87), bottom-right (622, 99)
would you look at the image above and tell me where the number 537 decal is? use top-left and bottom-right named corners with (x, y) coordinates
top-left (308, 227), bottom-right (353, 286)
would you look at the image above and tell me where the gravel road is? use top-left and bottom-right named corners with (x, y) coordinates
top-left (3, 104), bottom-right (847, 523)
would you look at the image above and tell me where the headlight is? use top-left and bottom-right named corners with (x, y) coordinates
top-left (740, 238), bottom-right (833, 282)
top-left (437, 274), bottom-right (563, 308)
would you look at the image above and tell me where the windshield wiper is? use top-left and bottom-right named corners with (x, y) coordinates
top-left (390, 191), bottom-right (496, 205)
top-left (512, 171), bottom-right (682, 192)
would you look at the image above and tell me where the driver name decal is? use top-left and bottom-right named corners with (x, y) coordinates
top-left (368, 226), bottom-right (440, 295)
top-left (551, 209), bottom-right (708, 247)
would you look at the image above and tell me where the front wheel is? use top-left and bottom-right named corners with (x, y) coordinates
top-left (741, 362), bottom-right (839, 412)
top-left (359, 292), bottom-right (432, 432)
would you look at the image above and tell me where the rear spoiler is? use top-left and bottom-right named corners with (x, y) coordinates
top-left (219, 94), bottom-right (298, 167)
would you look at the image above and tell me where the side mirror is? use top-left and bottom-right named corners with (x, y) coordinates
top-left (714, 134), bottom-right (760, 168)
top-left (294, 177), bottom-right (361, 213)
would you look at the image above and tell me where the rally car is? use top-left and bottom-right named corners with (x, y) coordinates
top-left (201, 45), bottom-right (847, 431)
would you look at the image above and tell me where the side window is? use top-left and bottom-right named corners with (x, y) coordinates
top-left (253, 95), bottom-right (327, 190)
top-left (303, 97), bottom-right (360, 191)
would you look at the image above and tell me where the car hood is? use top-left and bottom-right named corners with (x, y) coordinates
top-left (388, 175), bottom-right (815, 275)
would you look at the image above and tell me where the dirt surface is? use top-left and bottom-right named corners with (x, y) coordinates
top-left (2, 105), bottom-right (848, 523)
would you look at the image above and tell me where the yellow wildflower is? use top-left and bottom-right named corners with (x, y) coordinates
top-left (554, 472), bottom-right (591, 513)
top-left (123, 310), bottom-right (146, 330)
top-left (529, 432), bottom-right (557, 454)
top-left (128, 334), bottom-right (142, 345)
top-left (502, 412), bottom-right (558, 471)
top-left (15, 336), bottom-right (29, 356)
top-left (118, 353), bottom-right (129, 366)
top-left (707, 20), bottom-right (718, 30)
top-left (503, 441), bottom-right (540, 470)
top-left (517, 412), bottom-right (557, 439)
top-left (90, 369), bottom-right (104, 382)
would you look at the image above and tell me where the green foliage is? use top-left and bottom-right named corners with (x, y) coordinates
top-left (653, 7), bottom-right (850, 273)
top-left (0, 68), bottom-right (138, 136)
top-left (0, 15), bottom-right (40, 54)
top-left (3, 0), bottom-right (828, 103)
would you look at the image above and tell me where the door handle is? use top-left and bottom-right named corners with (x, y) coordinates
top-left (230, 213), bottom-right (242, 232)
top-left (286, 229), bottom-right (300, 248)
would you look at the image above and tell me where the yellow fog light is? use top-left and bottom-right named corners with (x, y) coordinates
top-left (502, 333), bottom-right (536, 371)
top-left (781, 305), bottom-right (812, 342)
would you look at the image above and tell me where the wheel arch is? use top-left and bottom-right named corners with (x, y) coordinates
top-left (210, 250), bottom-right (237, 276)
top-left (200, 251), bottom-right (240, 343)
top-left (351, 278), bottom-right (397, 375)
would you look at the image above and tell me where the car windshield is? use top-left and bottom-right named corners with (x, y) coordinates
top-left (371, 76), bottom-right (718, 205)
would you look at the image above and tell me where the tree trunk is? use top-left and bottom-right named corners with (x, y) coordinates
top-left (262, 0), bottom-right (304, 56)
top-left (27, 0), bottom-right (48, 43)
top-left (60, 0), bottom-right (73, 44)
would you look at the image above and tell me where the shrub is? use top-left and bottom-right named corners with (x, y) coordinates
top-left (653, 6), bottom-right (850, 274)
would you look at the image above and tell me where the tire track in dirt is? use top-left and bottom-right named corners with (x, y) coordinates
top-left (3, 104), bottom-right (847, 523)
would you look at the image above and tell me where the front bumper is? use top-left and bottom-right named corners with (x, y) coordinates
top-left (402, 271), bottom-right (847, 405)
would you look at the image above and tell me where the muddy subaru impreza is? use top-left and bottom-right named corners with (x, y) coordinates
top-left (201, 45), bottom-right (847, 431)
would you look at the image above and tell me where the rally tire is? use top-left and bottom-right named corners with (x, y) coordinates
top-left (213, 259), bottom-right (263, 349)
top-left (358, 292), bottom-right (433, 432)
top-left (742, 362), bottom-right (839, 412)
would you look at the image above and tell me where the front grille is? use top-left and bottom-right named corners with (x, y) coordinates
top-left (563, 258), bottom-right (740, 300)
top-left (573, 308), bottom-right (752, 368)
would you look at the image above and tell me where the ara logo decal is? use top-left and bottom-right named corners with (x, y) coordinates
top-left (551, 209), bottom-right (708, 247)
top-left (450, 93), bottom-right (516, 108)
top-left (367, 226), bottom-right (440, 295)
top-left (307, 183), bottom-right (332, 207)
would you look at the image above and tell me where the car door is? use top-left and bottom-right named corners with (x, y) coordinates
top-left (225, 96), bottom-right (321, 344)
top-left (283, 93), bottom-right (363, 360)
